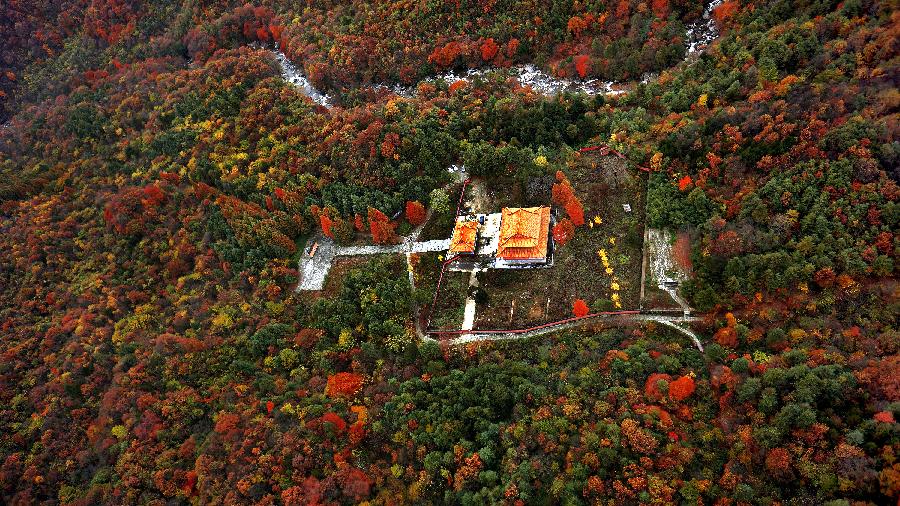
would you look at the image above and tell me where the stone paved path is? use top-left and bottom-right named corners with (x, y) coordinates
top-left (296, 237), bottom-right (335, 291)
top-left (296, 238), bottom-right (449, 292)
top-left (460, 270), bottom-right (479, 331)
top-left (334, 238), bottom-right (450, 256)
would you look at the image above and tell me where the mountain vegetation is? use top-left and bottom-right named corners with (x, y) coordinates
top-left (0, 0), bottom-right (897, 504)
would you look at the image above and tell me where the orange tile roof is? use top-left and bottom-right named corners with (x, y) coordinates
top-left (449, 220), bottom-right (478, 254)
top-left (497, 207), bottom-right (551, 260)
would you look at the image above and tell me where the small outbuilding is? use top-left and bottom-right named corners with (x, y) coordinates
top-left (449, 219), bottom-right (479, 255)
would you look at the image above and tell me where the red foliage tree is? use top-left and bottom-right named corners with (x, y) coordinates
top-left (339, 467), bottom-right (372, 501)
top-left (552, 218), bottom-right (575, 245)
top-left (325, 372), bottom-right (365, 398)
top-left (282, 478), bottom-right (324, 506)
top-left (480, 38), bottom-right (499, 61)
top-left (712, 0), bottom-right (740, 25)
top-left (141, 184), bottom-right (164, 206)
top-left (765, 447), bottom-right (792, 480)
top-left (319, 213), bottom-right (334, 239)
top-left (321, 411), bottom-right (347, 432)
top-left (651, 0), bottom-right (671, 18)
top-left (405, 200), bottom-right (427, 225)
top-left (368, 207), bottom-right (399, 244)
top-left (574, 55), bottom-right (590, 78)
top-left (505, 38), bottom-right (520, 57)
top-left (348, 421), bottom-right (366, 445)
top-left (710, 230), bottom-right (743, 256)
top-left (644, 373), bottom-right (672, 401)
top-left (573, 299), bottom-right (589, 317)
top-left (669, 375), bottom-right (696, 401)
top-left (564, 197), bottom-right (585, 226)
top-left (429, 41), bottom-right (464, 68)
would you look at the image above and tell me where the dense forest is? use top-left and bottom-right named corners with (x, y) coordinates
top-left (1, 0), bottom-right (897, 504)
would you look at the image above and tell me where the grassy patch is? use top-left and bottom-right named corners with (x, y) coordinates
top-left (414, 252), bottom-right (469, 330)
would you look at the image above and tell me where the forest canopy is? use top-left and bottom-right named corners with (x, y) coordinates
top-left (0, 0), bottom-right (897, 504)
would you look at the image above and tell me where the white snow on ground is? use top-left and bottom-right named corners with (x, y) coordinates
top-left (259, 0), bottom-right (723, 107)
top-left (380, 0), bottom-right (723, 98)
top-left (385, 64), bottom-right (626, 98)
top-left (244, 0), bottom-right (722, 110)
top-left (648, 229), bottom-right (688, 286)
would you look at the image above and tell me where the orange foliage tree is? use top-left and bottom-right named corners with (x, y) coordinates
top-left (368, 207), bottom-right (399, 244)
top-left (552, 171), bottom-right (585, 226)
top-left (669, 375), bottom-right (696, 401)
top-left (714, 312), bottom-right (739, 348)
top-left (405, 200), bottom-right (427, 225)
top-left (572, 299), bottom-right (589, 317)
top-left (325, 372), bottom-right (365, 398)
top-left (552, 218), bottom-right (575, 245)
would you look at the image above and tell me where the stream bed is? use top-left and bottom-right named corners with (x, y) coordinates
top-left (269, 0), bottom-right (724, 107)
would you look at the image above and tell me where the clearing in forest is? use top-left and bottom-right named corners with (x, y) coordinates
top-left (429, 152), bottom-right (647, 331)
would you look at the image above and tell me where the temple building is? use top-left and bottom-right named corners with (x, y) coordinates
top-left (446, 206), bottom-right (552, 269)
top-left (495, 207), bottom-right (552, 266)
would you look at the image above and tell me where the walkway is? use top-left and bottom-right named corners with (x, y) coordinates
top-left (335, 238), bottom-right (450, 256)
top-left (432, 313), bottom-right (704, 350)
top-left (460, 270), bottom-right (480, 331)
top-left (295, 206), bottom-right (446, 292)
top-left (296, 237), bottom-right (335, 291)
